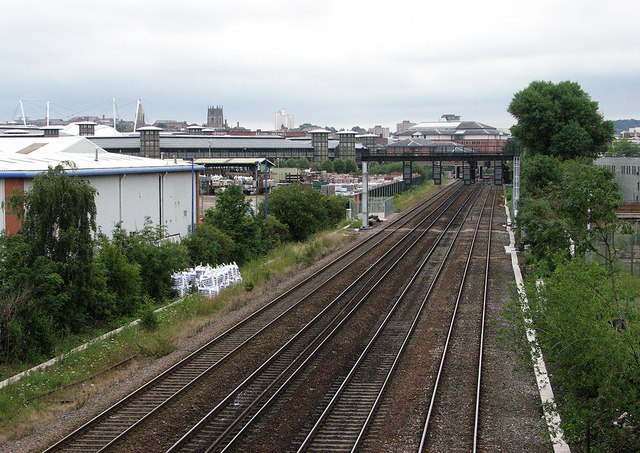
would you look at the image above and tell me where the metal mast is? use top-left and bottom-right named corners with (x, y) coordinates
top-left (112, 98), bottom-right (117, 130)
top-left (19, 99), bottom-right (26, 126)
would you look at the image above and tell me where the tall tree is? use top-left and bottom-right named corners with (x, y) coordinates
top-left (206, 185), bottom-right (262, 263)
top-left (526, 258), bottom-right (640, 451)
top-left (508, 81), bottom-right (614, 159)
top-left (18, 163), bottom-right (97, 264)
top-left (12, 163), bottom-right (98, 330)
top-left (558, 159), bottom-right (625, 258)
top-left (605, 138), bottom-right (640, 157)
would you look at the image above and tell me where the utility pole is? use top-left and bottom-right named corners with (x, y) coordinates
top-left (361, 161), bottom-right (369, 228)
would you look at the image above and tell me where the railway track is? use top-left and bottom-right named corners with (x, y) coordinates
top-left (44, 182), bottom-right (465, 452)
top-left (294, 186), bottom-right (490, 452)
top-left (222, 184), bottom-right (501, 452)
top-left (156, 186), bottom-right (482, 452)
top-left (418, 185), bottom-right (496, 452)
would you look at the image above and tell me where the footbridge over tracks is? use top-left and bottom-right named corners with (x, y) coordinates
top-left (361, 139), bottom-right (518, 186)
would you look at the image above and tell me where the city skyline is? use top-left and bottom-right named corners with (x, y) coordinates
top-left (2, 0), bottom-right (639, 132)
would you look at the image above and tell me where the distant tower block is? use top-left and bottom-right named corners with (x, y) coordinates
top-left (309, 128), bottom-right (329, 162)
top-left (275, 108), bottom-right (295, 130)
top-left (207, 105), bottom-right (224, 128)
top-left (138, 126), bottom-right (162, 159)
top-left (336, 130), bottom-right (356, 160)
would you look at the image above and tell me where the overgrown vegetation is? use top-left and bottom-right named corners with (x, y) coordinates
top-left (524, 258), bottom-right (640, 451)
top-left (605, 138), bottom-right (640, 157)
top-left (0, 226), bottom-right (355, 443)
top-left (509, 81), bottom-right (640, 451)
top-left (0, 172), bottom-right (350, 366)
top-left (369, 161), bottom-right (432, 179)
top-left (276, 157), bottom-right (358, 174)
top-left (393, 179), bottom-right (437, 212)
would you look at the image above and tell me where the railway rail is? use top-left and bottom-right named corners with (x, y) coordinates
top-left (293, 187), bottom-right (492, 452)
top-left (164, 186), bottom-right (484, 453)
top-left (45, 182), bottom-right (470, 452)
top-left (418, 186), bottom-right (496, 452)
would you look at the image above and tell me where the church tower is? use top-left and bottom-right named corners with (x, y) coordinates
top-left (207, 105), bottom-right (224, 128)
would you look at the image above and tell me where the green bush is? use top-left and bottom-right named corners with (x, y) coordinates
top-left (205, 185), bottom-right (263, 264)
top-left (266, 184), bottom-right (345, 241)
top-left (136, 332), bottom-right (174, 358)
top-left (111, 221), bottom-right (190, 302)
top-left (139, 305), bottom-right (159, 332)
top-left (182, 222), bottom-right (235, 266)
top-left (256, 215), bottom-right (290, 253)
top-left (94, 237), bottom-right (143, 317)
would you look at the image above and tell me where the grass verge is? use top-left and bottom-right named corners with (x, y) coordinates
top-left (393, 179), bottom-right (439, 212)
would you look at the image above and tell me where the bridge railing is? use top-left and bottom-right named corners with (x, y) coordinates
top-left (361, 145), bottom-right (517, 161)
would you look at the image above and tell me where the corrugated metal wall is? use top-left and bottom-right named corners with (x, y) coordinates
top-left (9, 171), bottom-right (194, 239)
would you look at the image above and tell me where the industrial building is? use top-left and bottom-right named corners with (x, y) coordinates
top-left (87, 127), bottom-right (366, 162)
top-left (0, 135), bottom-right (202, 238)
top-left (1, 123), bottom-right (369, 163)
top-left (394, 114), bottom-right (508, 154)
top-left (596, 156), bottom-right (640, 204)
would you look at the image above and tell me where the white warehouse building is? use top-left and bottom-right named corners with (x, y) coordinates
top-left (0, 136), bottom-right (203, 238)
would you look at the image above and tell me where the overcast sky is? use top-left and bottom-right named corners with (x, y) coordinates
top-left (2, 0), bottom-right (639, 131)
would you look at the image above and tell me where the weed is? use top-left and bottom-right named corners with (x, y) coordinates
top-left (135, 333), bottom-right (175, 359)
top-left (139, 308), bottom-right (159, 331)
top-left (0, 219), bottom-right (354, 442)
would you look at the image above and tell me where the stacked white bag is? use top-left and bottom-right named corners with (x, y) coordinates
top-left (172, 262), bottom-right (242, 298)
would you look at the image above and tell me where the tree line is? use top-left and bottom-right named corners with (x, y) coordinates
top-left (277, 157), bottom-right (359, 174)
top-left (275, 158), bottom-right (432, 180)
top-left (0, 169), bottom-right (348, 364)
top-left (509, 81), bottom-right (639, 451)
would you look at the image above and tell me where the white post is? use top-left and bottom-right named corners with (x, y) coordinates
top-left (46, 101), bottom-right (50, 127)
top-left (19, 99), bottom-right (26, 126)
top-left (361, 161), bottom-right (369, 228)
top-left (113, 98), bottom-right (117, 130)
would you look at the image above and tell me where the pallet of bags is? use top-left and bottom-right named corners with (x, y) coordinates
top-left (173, 263), bottom-right (243, 299)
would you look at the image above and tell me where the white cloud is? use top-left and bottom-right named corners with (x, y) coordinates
top-left (2, 0), bottom-right (639, 130)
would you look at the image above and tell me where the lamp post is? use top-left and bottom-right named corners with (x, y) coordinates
top-left (262, 161), bottom-right (269, 220)
top-left (191, 157), bottom-right (195, 233)
top-left (255, 163), bottom-right (259, 215)
top-left (361, 160), bottom-right (369, 229)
